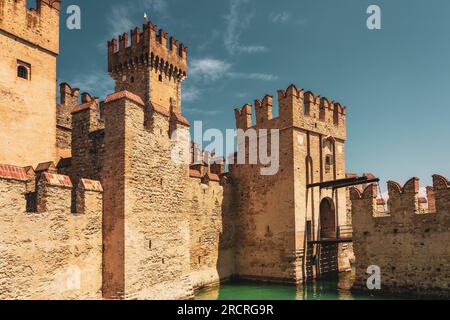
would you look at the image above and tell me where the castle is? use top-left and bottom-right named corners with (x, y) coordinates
top-left (0, 0), bottom-right (448, 300)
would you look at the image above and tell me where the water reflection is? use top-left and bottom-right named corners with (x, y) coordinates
top-left (194, 270), bottom-right (413, 300)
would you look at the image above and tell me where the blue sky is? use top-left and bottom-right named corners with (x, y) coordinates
top-left (56, 0), bottom-right (449, 188)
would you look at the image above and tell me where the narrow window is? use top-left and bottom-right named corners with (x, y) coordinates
top-left (325, 154), bottom-right (333, 174)
top-left (18, 66), bottom-right (28, 79)
top-left (17, 60), bottom-right (31, 80)
top-left (17, 61), bottom-right (31, 80)
top-left (158, 74), bottom-right (163, 82)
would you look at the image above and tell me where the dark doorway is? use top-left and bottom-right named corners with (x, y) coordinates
top-left (320, 198), bottom-right (336, 239)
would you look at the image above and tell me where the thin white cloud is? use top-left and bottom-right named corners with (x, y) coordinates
top-left (182, 85), bottom-right (201, 103)
top-left (228, 72), bottom-right (278, 81)
top-left (106, 0), bottom-right (169, 38)
top-left (189, 58), bottom-right (277, 82)
top-left (185, 107), bottom-right (224, 116)
top-left (224, 0), bottom-right (267, 55)
top-left (65, 70), bottom-right (114, 99)
top-left (107, 8), bottom-right (134, 37)
top-left (270, 12), bottom-right (291, 23)
top-left (190, 58), bottom-right (231, 81)
top-left (185, 56), bottom-right (277, 103)
top-left (235, 92), bottom-right (249, 98)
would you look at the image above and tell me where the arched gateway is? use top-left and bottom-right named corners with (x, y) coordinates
top-left (320, 197), bottom-right (337, 239)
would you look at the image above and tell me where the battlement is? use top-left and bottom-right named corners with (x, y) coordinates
top-left (350, 175), bottom-right (449, 221)
top-left (0, 0), bottom-right (60, 54)
top-left (59, 83), bottom-right (80, 107)
top-left (0, 161), bottom-right (103, 299)
top-left (103, 90), bottom-right (189, 137)
top-left (72, 98), bottom-right (99, 114)
top-left (351, 175), bottom-right (450, 297)
top-left (59, 81), bottom-right (100, 114)
top-left (189, 143), bottom-right (227, 185)
top-left (0, 162), bottom-right (103, 215)
top-left (234, 84), bottom-right (347, 140)
top-left (107, 20), bottom-right (188, 79)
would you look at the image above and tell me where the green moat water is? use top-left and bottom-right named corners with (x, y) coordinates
top-left (194, 270), bottom-right (419, 300)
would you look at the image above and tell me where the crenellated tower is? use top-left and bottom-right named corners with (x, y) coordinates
top-left (102, 20), bottom-right (193, 300)
top-left (231, 84), bottom-right (349, 284)
top-left (0, 0), bottom-right (61, 167)
top-left (107, 21), bottom-right (188, 115)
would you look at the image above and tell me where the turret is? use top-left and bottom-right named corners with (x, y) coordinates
top-left (59, 83), bottom-right (80, 107)
top-left (254, 95), bottom-right (273, 124)
top-left (234, 104), bottom-right (252, 130)
top-left (107, 19), bottom-right (188, 114)
top-left (233, 84), bottom-right (347, 140)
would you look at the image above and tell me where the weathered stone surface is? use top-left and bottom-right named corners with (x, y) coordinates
top-left (187, 177), bottom-right (236, 289)
top-left (0, 173), bottom-right (103, 300)
top-left (0, 0), bottom-right (59, 167)
top-left (0, 6), bottom-right (359, 300)
top-left (231, 85), bottom-right (351, 284)
top-left (102, 94), bottom-right (193, 300)
top-left (351, 176), bottom-right (450, 297)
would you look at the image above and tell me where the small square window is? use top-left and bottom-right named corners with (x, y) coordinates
top-left (17, 61), bottom-right (31, 80)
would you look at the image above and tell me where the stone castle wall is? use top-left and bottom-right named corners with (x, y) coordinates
top-left (0, 0), bottom-right (60, 167)
top-left (0, 3), bottom-right (358, 299)
top-left (232, 85), bottom-right (351, 284)
top-left (351, 175), bottom-right (450, 297)
top-left (70, 94), bottom-right (105, 187)
top-left (101, 92), bottom-right (193, 299)
top-left (0, 164), bottom-right (103, 299)
top-left (56, 83), bottom-right (81, 160)
top-left (187, 169), bottom-right (236, 289)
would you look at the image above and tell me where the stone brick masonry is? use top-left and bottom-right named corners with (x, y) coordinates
top-left (231, 86), bottom-right (351, 283)
top-left (0, 0), bottom-right (60, 167)
top-left (3, 0), bottom-right (448, 301)
top-left (0, 165), bottom-right (103, 299)
top-left (351, 175), bottom-right (450, 297)
top-left (0, 1), bottom-right (356, 299)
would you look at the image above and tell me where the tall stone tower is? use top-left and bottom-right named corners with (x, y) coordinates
top-left (102, 21), bottom-right (192, 299)
top-left (231, 85), bottom-right (349, 283)
top-left (108, 22), bottom-right (187, 114)
top-left (0, 0), bottom-right (60, 167)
